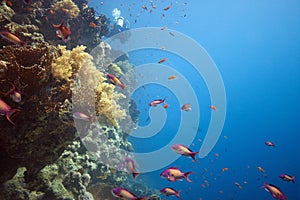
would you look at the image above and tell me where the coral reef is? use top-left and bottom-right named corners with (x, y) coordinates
top-left (51, 0), bottom-right (80, 19)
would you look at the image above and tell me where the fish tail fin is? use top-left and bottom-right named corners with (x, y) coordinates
top-left (132, 172), bottom-right (141, 180)
top-left (121, 83), bottom-right (126, 90)
top-left (176, 190), bottom-right (182, 198)
top-left (184, 171), bottom-right (193, 182)
top-left (163, 97), bottom-right (168, 102)
top-left (190, 152), bottom-right (199, 162)
top-left (89, 116), bottom-right (95, 123)
top-left (292, 177), bottom-right (295, 183)
top-left (52, 20), bottom-right (64, 29)
top-left (6, 108), bottom-right (20, 125)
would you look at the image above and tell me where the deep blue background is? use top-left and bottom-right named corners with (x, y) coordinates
top-left (90, 0), bottom-right (300, 199)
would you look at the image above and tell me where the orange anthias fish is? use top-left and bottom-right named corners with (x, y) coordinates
top-left (222, 167), bottom-right (229, 172)
top-left (160, 187), bottom-right (181, 198)
top-left (111, 188), bottom-right (146, 200)
top-left (90, 22), bottom-right (97, 28)
top-left (265, 141), bottom-right (275, 147)
top-left (0, 98), bottom-right (20, 125)
top-left (123, 158), bottom-right (141, 180)
top-left (210, 105), bottom-right (217, 111)
top-left (262, 183), bottom-right (287, 200)
top-left (164, 5), bottom-right (172, 11)
top-left (163, 103), bottom-right (169, 109)
top-left (106, 74), bottom-right (126, 89)
top-left (160, 167), bottom-right (193, 182)
top-left (52, 21), bottom-right (71, 42)
top-left (171, 144), bottom-right (198, 161)
top-left (258, 166), bottom-right (265, 173)
top-left (149, 97), bottom-right (167, 107)
top-left (168, 75), bottom-right (177, 80)
top-left (0, 31), bottom-right (25, 46)
top-left (279, 174), bottom-right (295, 183)
top-left (181, 103), bottom-right (191, 111)
top-left (158, 58), bottom-right (168, 64)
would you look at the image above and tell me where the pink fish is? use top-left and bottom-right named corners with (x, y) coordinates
top-left (160, 187), bottom-right (181, 199)
top-left (106, 74), bottom-right (126, 89)
top-left (0, 98), bottom-right (20, 125)
top-left (181, 103), bottom-right (191, 111)
top-left (171, 144), bottom-right (199, 161)
top-left (160, 167), bottom-right (192, 182)
top-left (0, 31), bottom-right (25, 46)
top-left (262, 183), bottom-right (287, 200)
top-left (279, 174), bottom-right (295, 183)
top-left (111, 188), bottom-right (146, 200)
top-left (265, 141), bottom-right (275, 147)
top-left (73, 112), bottom-right (93, 122)
top-left (0, 82), bottom-right (22, 103)
top-left (122, 158), bottom-right (141, 180)
top-left (149, 97), bottom-right (167, 107)
top-left (52, 21), bottom-right (71, 42)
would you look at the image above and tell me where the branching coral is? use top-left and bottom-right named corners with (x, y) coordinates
top-left (51, 0), bottom-right (80, 19)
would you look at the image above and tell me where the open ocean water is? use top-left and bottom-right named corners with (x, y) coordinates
top-left (90, 0), bottom-right (300, 199)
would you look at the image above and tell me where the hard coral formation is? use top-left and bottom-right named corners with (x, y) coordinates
top-left (0, 44), bottom-right (76, 184)
top-left (52, 0), bottom-right (80, 19)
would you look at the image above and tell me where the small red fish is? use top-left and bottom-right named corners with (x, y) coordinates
top-left (262, 183), bottom-right (287, 200)
top-left (210, 105), bottom-right (217, 110)
top-left (265, 141), bottom-right (275, 147)
top-left (6, 0), bottom-right (13, 6)
top-left (149, 97), bottom-right (167, 107)
top-left (171, 144), bottom-right (198, 161)
top-left (222, 167), bottom-right (229, 172)
top-left (0, 98), bottom-right (20, 125)
top-left (160, 167), bottom-right (192, 182)
top-left (160, 187), bottom-right (181, 198)
top-left (141, 5), bottom-right (147, 10)
top-left (164, 5), bottom-right (172, 11)
top-left (73, 112), bottom-right (93, 123)
top-left (279, 174), bottom-right (295, 183)
top-left (90, 22), bottom-right (97, 28)
top-left (0, 31), bottom-right (25, 46)
top-left (106, 74), bottom-right (126, 89)
top-left (168, 75), bottom-right (177, 80)
top-left (234, 182), bottom-right (243, 189)
top-left (52, 21), bottom-right (71, 43)
top-left (163, 103), bottom-right (169, 109)
top-left (158, 58), bottom-right (168, 64)
top-left (181, 103), bottom-right (191, 111)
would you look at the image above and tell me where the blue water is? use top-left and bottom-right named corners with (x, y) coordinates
top-left (90, 0), bottom-right (300, 199)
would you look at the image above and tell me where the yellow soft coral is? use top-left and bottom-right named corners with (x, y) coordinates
top-left (68, 46), bottom-right (126, 127)
top-left (51, 0), bottom-right (80, 19)
top-left (51, 45), bottom-right (91, 82)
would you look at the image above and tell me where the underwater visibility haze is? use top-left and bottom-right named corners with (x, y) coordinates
top-left (0, 0), bottom-right (299, 200)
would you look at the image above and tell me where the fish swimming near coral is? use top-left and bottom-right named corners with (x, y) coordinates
top-left (73, 112), bottom-right (94, 123)
top-left (0, 31), bottom-right (26, 46)
top-left (0, 98), bottom-right (20, 125)
top-left (0, 82), bottom-right (22, 103)
top-left (121, 157), bottom-right (141, 180)
top-left (106, 74), bottom-right (126, 89)
top-left (111, 188), bottom-right (146, 200)
top-left (52, 21), bottom-right (71, 42)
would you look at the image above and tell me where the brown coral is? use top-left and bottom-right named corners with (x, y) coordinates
top-left (51, 0), bottom-right (80, 19)
top-left (0, 44), bottom-right (76, 184)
